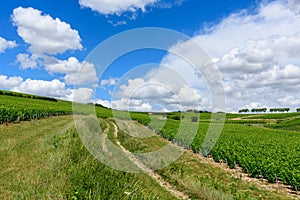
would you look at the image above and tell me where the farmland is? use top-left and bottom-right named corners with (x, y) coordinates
top-left (138, 112), bottom-right (300, 191)
top-left (0, 91), bottom-right (299, 199)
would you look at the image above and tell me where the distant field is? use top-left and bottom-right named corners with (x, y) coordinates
top-left (244, 112), bottom-right (300, 119)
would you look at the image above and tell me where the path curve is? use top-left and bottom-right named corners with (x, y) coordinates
top-left (109, 121), bottom-right (190, 200)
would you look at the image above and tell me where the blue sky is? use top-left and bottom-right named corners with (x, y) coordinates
top-left (1, 0), bottom-right (300, 112)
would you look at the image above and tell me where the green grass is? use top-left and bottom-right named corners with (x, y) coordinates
top-left (113, 120), bottom-right (293, 199)
top-left (0, 116), bottom-right (74, 199)
top-left (61, 125), bottom-right (176, 199)
top-left (244, 112), bottom-right (300, 119)
top-left (266, 117), bottom-right (300, 132)
top-left (0, 116), bottom-right (177, 199)
top-left (0, 90), bottom-right (299, 199)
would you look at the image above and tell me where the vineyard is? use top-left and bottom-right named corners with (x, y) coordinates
top-left (0, 92), bottom-right (72, 123)
top-left (127, 112), bottom-right (300, 191)
top-left (0, 91), bottom-right (112, 123)
top-left (0, 90), bottom-right (299, 198)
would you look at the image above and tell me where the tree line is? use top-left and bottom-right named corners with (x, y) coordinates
top-left (238, 107), bottom-right (298, 113)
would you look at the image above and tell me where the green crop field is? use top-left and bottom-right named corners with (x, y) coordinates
top-left (0, 90), bottom-right (299, 199)
top-left (126, 111), bottom-right (300, 191)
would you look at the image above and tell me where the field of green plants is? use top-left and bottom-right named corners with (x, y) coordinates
top-left (1, 90), bottom-right (299, 196)
top-left (0, 91), bottom-right (72, 123)
top-left (128, 112), bottom-right (300, 190)
top-left (0, 90), bottom-right (112, 123)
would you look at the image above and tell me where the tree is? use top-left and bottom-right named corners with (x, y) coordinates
top-left (239, 108), bottom-right (249, 113)
top-left (251, 108), bottom-right (267, 113)
top-left (297, 108), bottom-right (300, 112)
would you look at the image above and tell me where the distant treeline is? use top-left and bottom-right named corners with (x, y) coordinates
top-left (185, 109), bottom-right (211, 113)
top-left (239, 107), bottom-right (295, 113)
top-left (0, 90), bottom-right (58, 102)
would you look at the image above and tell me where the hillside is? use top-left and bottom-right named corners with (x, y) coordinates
top-left (0, 91), bottom-right (299, 199)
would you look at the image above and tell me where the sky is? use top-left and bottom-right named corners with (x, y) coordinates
top-left (0, 0), bottom-right (300, 112)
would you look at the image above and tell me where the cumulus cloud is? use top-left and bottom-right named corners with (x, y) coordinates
top-left (0, 37), bottom-right (17, 53)
top-left (100, 77), bottom-right (119, 88)
top-left (0, 75), bottom-right (23, 88)
top-left (278, 96), bottom-right (300, 106)
top-left (111, 65), bottom-right (209, 111)
top-left (12, 78), bottom-right (71, 98)
top-left (71, 87), bottom-right (94, 103)
top-left (79, 0), bottom-right (158, 15)
top-left (4, 76), bottom-right (94, 103)
top-left (217, 34), bottom-right (300, 73)
top-left (112, 98), bottom-right (152, 111)
top-left (95, 99), bottom-right (112, 108)
top-left (12, 7), bottom-right (82, 54)
top-left (45, 57), bottom-right (97, 85)
top-left (16, 53), bottom-right (40, 69)
top-left (153, 0), bottom-right (300, 112)
top-left (197, 0), bottom-right (300, 57)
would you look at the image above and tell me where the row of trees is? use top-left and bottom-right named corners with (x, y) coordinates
top-left (269, 108), bottom-right (290, 112)
top-left (238, 108), bottom-right (267, 113)
top-left (239, 107), bottom-right (293, 113)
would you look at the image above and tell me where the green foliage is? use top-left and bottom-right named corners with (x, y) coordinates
top-left (0, 91), bottom-right (113, 123)
top-left (266, 117), bottom-right (300, 132)
top-left (167, 113), bottom-right (181, 121)
top-left (238, 108), bottom-right (249, 113)
top-left (0, 95), bottom-right (73, 124)
top-left (61, 128), bottom-right (172, 199)
top-left (297, 108), bottom-right (300, 112)
top-left (269, 108), bottom-right (290, 112)
top-left (130, 112), bottom-right (151, 125)
top-left (196, 124), bottom-right (300, 190)
top-left (250, 108), bottom-right (267, 113)
top-left (135, 115), bottom-right (300, 190)
top-left (0, 90), bottom-right (57, 102)
top-left (245, 112), bottom-right (300, 119)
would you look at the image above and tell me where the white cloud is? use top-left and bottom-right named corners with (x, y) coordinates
top-left (0, 37), bottom-right (17, 53)
top-left (45, 57), bottom-right (98, 85)
top-left (16, 53), bottom-right (40, 69)
top-left (95, 99), bottom-right (112, 108)
top-left (111, 65), bottom-right (210, 111)
top-left (112, 98), bottom-right (152, 111)
top-left (5, 76), bottom-right (94, 103)
top-left (217, 34), bottom-right (300, 73)
top-left (70, 87), bottom-right (94, 103)
top-left (278, 96), bottom-right (300, 106)
top-left (0, 75), bottom-right (23, 88)
top-left (107, 20), bottom-right (127, 27)
top-left (100, 77), bottom-right (119, 88)
top-left (154, 0), bottom-right (300, 112)
top-left (12, 7), bottom-right (82, 54)
top-left (79, 0), bottom-right (158, 15)
top-left (12, 78), bottom-right (71, 98)
top-left (197, 0), bottom-right (300, 57)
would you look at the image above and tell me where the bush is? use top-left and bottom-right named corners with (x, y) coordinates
top-left (191, 116), bottom-right (198, 122)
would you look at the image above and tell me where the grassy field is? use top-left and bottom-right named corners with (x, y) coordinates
top-left (0, 91), bottom-right (299, 199)
top-left (0, 116), bottom-right (178, 199)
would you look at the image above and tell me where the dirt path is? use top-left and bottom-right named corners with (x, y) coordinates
top-left (109, 121), bottom-right (190, 200)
